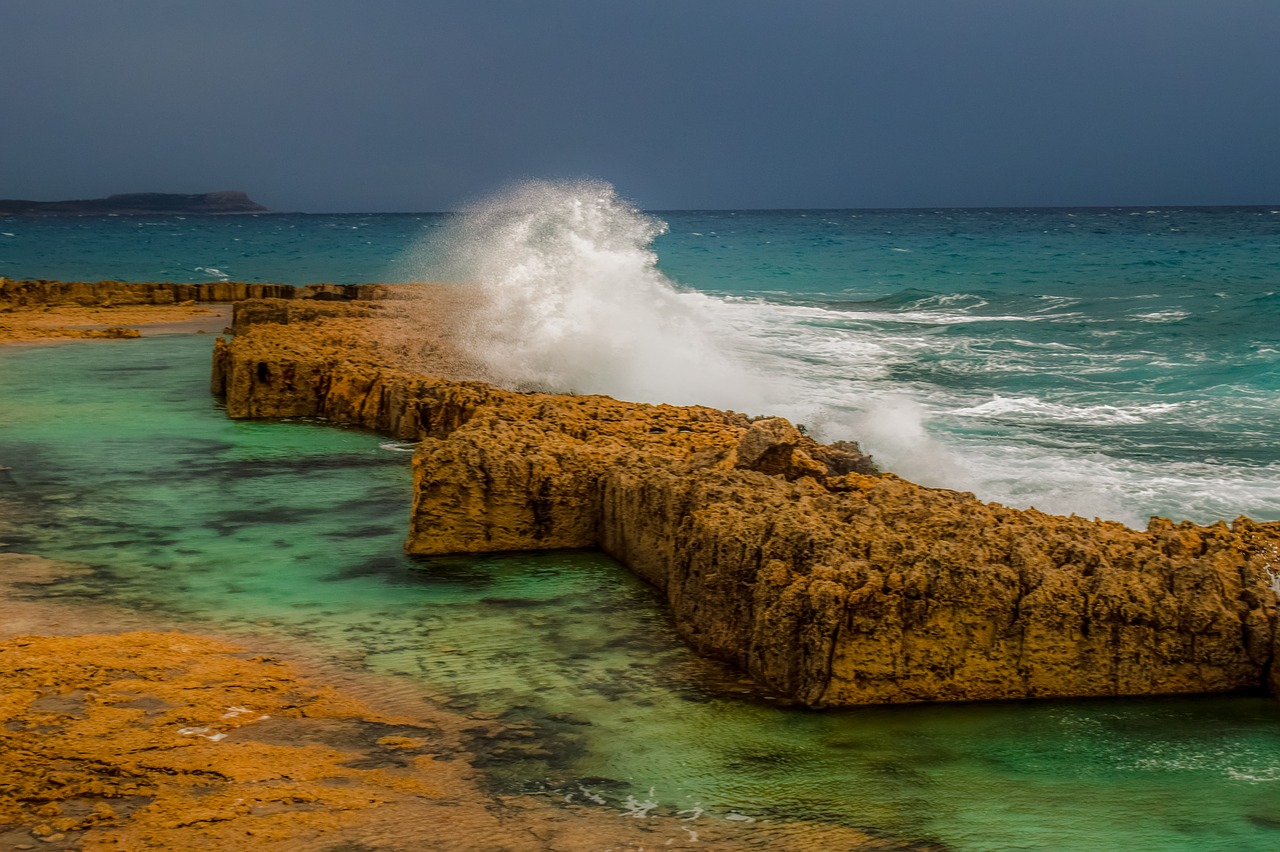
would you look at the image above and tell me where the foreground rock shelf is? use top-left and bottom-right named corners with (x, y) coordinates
top-left (2, 556), bottom-right (831, 851)
top-left (207, 288), bottom-right (1280, 708)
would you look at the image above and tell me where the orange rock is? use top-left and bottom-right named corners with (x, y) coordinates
top-left (212, 292), bottom-right (1280, 707)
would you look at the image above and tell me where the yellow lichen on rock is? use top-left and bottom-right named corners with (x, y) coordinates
top-left (0, 631), bottom-right (455, 849)
top-left (0, 628), bottom-right (899, 850)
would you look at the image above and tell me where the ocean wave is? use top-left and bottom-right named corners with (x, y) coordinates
top-left (927, 440), bottom-right (1280, 528)
top-left (820, 288), bottom-right (993, 313)
top-left (1132, 309), bottom-right (1190, 322)
top-left (401, 190), bottom-right (1280, 528)
top-left (776, 301), bottom-right (1044, 327)
top-left (427, 180), bottom-right (780, 413)
top-left (684, 292), bottom-right (1280, 525)
top-left (952, 396), bottom-right (1182, 426)
top-left (858, 310), bottom-right (1037, 325)
top-left (194, 265), bottom-right (231, 281)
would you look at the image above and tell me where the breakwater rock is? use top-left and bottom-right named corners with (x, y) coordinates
top-left (213, 295), bottom-right (1280, 707)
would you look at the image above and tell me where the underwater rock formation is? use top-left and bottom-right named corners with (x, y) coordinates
top-left (212, 295), bottom-right (1280, 707)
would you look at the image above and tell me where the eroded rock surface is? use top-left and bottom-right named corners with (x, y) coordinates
top-left (212, 294), bottom-right (1280, 707)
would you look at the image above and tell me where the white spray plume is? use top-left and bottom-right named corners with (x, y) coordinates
top-left (842, 395), bottom-right (965, 486)
top-left (443, 179), bottom-right (773, 411)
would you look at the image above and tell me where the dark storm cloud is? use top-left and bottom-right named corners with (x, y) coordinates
top-left (2, 0), bottom-right (1277, 211)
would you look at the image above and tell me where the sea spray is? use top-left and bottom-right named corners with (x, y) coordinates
top-left (399, 194), bottom-right (1280, 526)
top-left (417, 179), bottom-right (968, 497)
top-left (434, 180), bottom-right (777, 412)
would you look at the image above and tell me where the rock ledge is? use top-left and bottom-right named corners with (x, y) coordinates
top-left (209, 292), bottom-right (1280, 707)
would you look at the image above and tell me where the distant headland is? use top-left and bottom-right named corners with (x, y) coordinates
top-left (0, 190), bottom-right (268, 215)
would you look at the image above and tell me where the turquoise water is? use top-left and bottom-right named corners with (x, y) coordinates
top-left (4, 204), bottom-right (1278, 525)
top-left (0, 213), bottom-right (447, 285)
top-left (4, 198), bottom-right (1280, 846)
top-left (647, 208), bottom-right (1280, 526)
top-left (3, 332), bottom-right (1280, 850)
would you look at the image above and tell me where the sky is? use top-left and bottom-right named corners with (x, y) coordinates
top-left (2, 0), bottom-right (1279, 212)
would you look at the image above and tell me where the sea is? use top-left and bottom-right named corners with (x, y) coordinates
top-left (2, 181), bottom-right (1279, 849)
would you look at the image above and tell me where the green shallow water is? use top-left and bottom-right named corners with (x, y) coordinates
top-left (2, 334), bottom-right (1280, 850)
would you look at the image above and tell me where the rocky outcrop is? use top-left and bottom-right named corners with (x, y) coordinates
top-left (212, 296), bottom-right (494, 439)
top-left (0, 278), bottom-right (398, 311)
top-left (212, 297), bottom-right (1280, 707)
top-left (604, 466), bottom-right (1278, 704)
top-left (408, 399), bottom-right (1279, 706)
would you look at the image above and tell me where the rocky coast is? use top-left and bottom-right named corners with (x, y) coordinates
top-left (6, 276), bottom-right (1280, 708)
top-left (4, 279), bottom-right (930, 849)
top-left (200, 282), bottom-right (1280, 707)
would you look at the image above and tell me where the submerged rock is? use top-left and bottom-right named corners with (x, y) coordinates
top-left (211, 292), bottom-right (1280, 707)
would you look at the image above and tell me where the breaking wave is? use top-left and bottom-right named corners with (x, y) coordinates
top-left (436, 179), bottom-right (777, 412)
top-left (407, 180), bottom-right (1280, 527)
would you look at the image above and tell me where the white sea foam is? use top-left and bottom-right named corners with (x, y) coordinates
top-left (718, 299), bottom-right (1280, 525)
top-left (431, 179), bottom-right (779, 412)
top-left (195, 265), bottom-right (230, 281)
top-left (379, 441), bottom-right (418, 453)
top-left (403, 179), bottom-right (1280, 528)
top-left (928, 440), bottom-right (1280, 528)
top-left (953, 395), bottom-right (1182, 426)
top-left (1133, 309), bottom-right (1190, 322)
top-left (782, 303), bottom-right (1036, 326)
top-left (912, 292), bottom-right (988, 309)
top-left (836, 395), bottom-right (970, 487)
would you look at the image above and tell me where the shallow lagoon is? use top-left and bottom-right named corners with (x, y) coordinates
top-left (2, 333), bottom-right (1280, 850)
